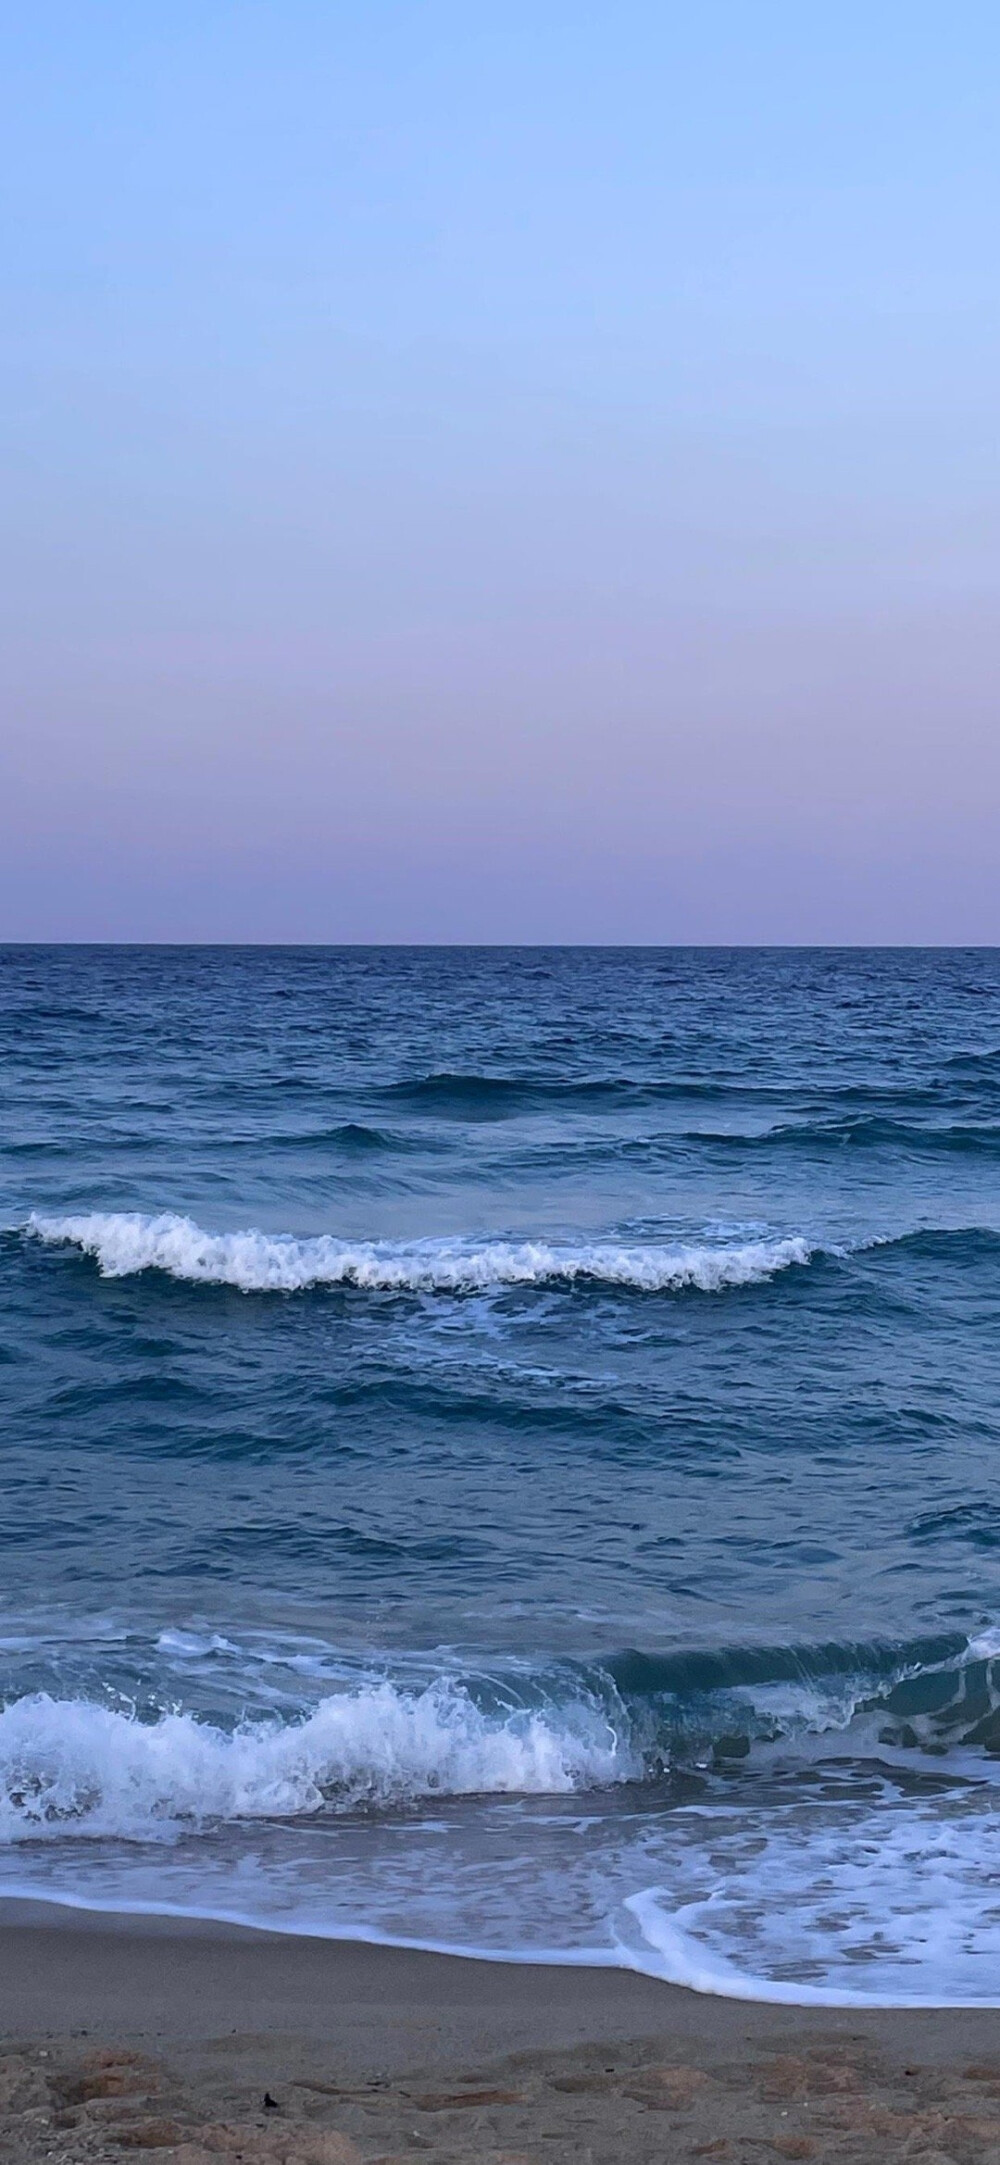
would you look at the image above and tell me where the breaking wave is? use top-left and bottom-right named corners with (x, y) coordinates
top-left (26, 1212), bottom-right (817, 1296)
top-left (4, 1629), bottom-right (1000, 1844)
top-left (0, 1679), bottom-right (637, 1839)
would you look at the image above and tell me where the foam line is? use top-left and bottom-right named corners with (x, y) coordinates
top-left (27, 1212), bottom-right (815, 1295)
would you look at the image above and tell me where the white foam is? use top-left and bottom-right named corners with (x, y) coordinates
top-left (0, 1684), bottom-right (638, 1841)
top-left (28, 1212), bottom-right (815, 1295)
top-left (625, 1790), bottom-right (1000, 2006)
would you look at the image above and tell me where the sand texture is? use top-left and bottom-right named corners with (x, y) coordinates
top-left (4, 1909), bottom-right (1000, 2163)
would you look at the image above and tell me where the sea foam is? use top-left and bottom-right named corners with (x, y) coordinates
top-left (0, 1683), bottom-right (637, 1840)
top-left (27, 1211), bottom-right (815, 1295)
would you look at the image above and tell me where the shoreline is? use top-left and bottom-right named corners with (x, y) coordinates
top-left (8, 1887), bottom-right (1000, 2014)
top-left (5, 1902), bottom-right (1000, 2162)
top-left (5, 1894), bottom-right (1000, 2045)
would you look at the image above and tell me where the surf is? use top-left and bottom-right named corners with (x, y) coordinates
top-left (27, 1212), bottom-right (818, 1295)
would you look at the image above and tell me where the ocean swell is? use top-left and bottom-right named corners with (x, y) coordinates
top-left (27, 1212), bottom-right (816, 1296)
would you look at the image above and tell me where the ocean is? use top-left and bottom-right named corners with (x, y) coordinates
top-left (4, 943), bottom-right (1000, 2004)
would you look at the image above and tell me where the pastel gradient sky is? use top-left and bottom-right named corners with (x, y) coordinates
top-left (2, 3), bottom-right (998, 942)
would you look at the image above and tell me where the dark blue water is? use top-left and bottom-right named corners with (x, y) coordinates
top-left (5, 945), bottom-right (1000, 2000)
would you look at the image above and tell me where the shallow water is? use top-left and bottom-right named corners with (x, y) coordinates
top-left (5, 945), bottom-right (1000, 2000)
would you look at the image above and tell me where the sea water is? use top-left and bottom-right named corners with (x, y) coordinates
top-left (5, 944), bottom-right (1000, 2002)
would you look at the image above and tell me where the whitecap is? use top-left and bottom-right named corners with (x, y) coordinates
top-left (0, 1682), bottom-right (638, 1840)
top-left (27, 1211), bottom-right (816, 1296)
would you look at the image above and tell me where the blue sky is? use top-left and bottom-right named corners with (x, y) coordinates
top-left (2, 3), bottom-right (998, 939)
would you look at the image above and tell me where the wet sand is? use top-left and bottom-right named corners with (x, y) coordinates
top-left (3, 1901), bottom-right (1000, 2162)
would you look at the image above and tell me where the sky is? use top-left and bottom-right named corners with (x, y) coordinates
top-left (1, 2), bottom-right (998, 942)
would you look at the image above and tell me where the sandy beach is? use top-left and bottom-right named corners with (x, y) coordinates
top-left (4, 1904), bottom-right (1000, 2164)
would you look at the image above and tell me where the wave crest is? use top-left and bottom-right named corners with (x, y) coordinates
top-left (4, 1631), bottom-right (1000, 1843)
top-left (27, 1213), bottom-right (816, 1296)
top-left (0, 1682), bottom-right (635, 1840)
